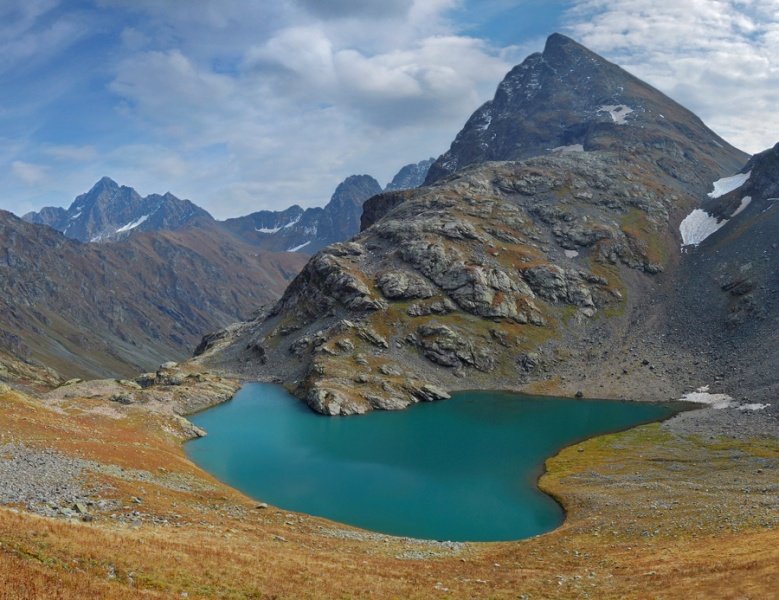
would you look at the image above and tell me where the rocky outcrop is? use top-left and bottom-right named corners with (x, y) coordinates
top-left (360, 189), bottom-right (416, 232)
top-left (197, 34), bottom-right (751, 414)
top-left (376, 271), bottom-right (434, 300)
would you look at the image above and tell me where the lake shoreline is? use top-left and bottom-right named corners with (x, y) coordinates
top-left (185, 383), bottom-right (688, 542)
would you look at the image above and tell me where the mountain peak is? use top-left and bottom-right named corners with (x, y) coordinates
top-left (425, 34), bottom-right (747, 184)
top-left (23, 179), bottom-right (212, 243)
top-left (90, 176), bottom-right (119, 193)
top-left (543, 32), bottom-right (581, 54)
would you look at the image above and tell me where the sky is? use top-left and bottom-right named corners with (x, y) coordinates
top-left (1, 0), bottom-right (777, 219)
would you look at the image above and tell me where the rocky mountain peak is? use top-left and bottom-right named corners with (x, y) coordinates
top-left (329, 175), bottom-right (382, 209)
top-left (425, 33), bottom-right (747, 185)
top-left (90, 176), bottom-right (120, 193)
top-left (23, 178), bottom-right (213, 243)
top-left (385, 158), bottom-right (435, 191)
top-left (541, 32), bottom-right (595, 64)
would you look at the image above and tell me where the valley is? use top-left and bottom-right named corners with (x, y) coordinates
top-left (0, 374), bottom-right (776, 598)
top-left (0, 26), bottom-right (777, 600)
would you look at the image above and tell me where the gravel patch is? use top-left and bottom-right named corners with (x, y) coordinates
top-left (0, 443), bottom-right (102, 518)
top-left (0, 442), bottom-right (214, 521)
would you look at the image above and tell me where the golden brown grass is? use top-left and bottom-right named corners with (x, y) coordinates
top-left (1, 386), bottom-right (777, 599)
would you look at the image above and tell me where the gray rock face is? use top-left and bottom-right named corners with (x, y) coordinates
top-left (360, 189), bottom-right (416, 232)
top-left (523, 266), bottom-right (595, 309)
top-left (385, 158), bottom-right (435, 191)
top-left (425, 33), bottom-right (746, 185)
top-left (416, 324), bottom-right (496, 372)
top-left (377, 271), bottom-right (434, 300)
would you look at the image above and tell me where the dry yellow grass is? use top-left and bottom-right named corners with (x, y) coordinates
top-left (0, 386), bottom-right (777, 599)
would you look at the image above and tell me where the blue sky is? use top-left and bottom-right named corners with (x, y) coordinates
top-left (1, 1), bottom-right (777, 218)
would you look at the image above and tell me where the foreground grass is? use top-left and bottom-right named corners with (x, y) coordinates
top-left (0, 386), bottom-right (777, 599)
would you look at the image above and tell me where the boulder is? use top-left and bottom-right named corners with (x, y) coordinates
top-left (416, 324), bottom-right (495, 372)
top-left (306, 387), bottom-right (368, 416)
top-left (407, 383), bottom-right (451, 402)
top-left (376, 271), bottom-right (434, 300)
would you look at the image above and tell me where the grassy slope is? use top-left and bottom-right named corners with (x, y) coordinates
top-left (0, 386), bottom-right (777, 599)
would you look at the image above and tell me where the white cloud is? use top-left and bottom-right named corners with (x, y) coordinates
top-left (294, 0), bottom-right (414, 20)
top-left (97, 3), bottom-right (510, 216)
top-left (0, 1), bottom-right (92, 76)
top-left (43, 144), bottom-right (97, 161)
top-left (11, 160), bottom-right (48, 184)
top-left (564, 0), bottom-right (779, 153)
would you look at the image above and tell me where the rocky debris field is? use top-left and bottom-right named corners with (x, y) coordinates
top-left (0, 443), bottom-right (101, 519)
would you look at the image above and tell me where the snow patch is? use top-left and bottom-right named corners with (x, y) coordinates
top-left (476, 110), bottom-right (493, 131)
top-left (283, 215), bottom-right (301, 229)
top-left (738, 403), bottom-right (768, 411)
top-left (598, 104), bottom-right (634, 125)
top-left (679, 209), bottom-right (725, 247)
top-left (286, 241), bottom-right (311, 252)
top-left (708, 171), bottom-right (751, 199)
top-left (115, 214), bottom-right (150, 233)
top-left (564, 249), bottom-right (579, 258)
top-left (552, 144), bottom-right (584, 154)
top-left (680, 196), bottom-right (752, 247)
top-left (731, 196), bottom-right (751, 217)
top-left (69, 211), bottom-right (82, 221)
top-left (256, 224), bottom-right (282, 234)
top-left (680, 385), bottom-right (733, 409)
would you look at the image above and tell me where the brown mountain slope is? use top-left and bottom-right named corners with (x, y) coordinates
top-left (0, 212), bottom-right (306, 382)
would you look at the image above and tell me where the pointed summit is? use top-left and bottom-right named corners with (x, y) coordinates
top-left (425, 34), bottom-right (746, 185)
top-left (543, 32), bottom-right (583, 53)
top-left (22, 179), bottom-right (212, 243)
top-left (89, 176), bottom-right (119, 193)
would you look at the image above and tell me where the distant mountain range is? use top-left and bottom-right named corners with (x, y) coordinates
top-left (221, 174), bottom-right (383, 255)
top-left (22, 159), bottom-right (435, 255)
top-left (3, 158), bottom-right (433, 382)
top-left (22, 177), bottom-right (211, 243)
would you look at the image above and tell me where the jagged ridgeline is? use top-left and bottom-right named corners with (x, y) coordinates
top-left (196, 33), bottom-right (751, 415)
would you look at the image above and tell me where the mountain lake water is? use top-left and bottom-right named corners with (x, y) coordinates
top-left (186, 383), bottom-right (683, 542)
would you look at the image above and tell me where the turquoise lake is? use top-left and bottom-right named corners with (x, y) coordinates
top-left (186, 383), bottom-right (681, 542)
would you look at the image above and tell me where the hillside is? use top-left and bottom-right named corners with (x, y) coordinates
top-left (0, 212), bottom-right (306, 382)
